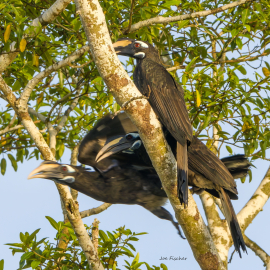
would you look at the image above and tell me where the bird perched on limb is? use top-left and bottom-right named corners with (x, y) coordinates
top-left (113, 38), bottom-right (193, 207)
top-left (95, 113), bottom-right (249, 257)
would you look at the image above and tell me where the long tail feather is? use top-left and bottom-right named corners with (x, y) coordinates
top-left (219, 188), bottom-right (247, 257)
top-left (177, 142), bottom-right (188, 206)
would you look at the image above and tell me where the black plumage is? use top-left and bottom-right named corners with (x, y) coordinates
top-left (96, 112), bottom-right (249, 257)
top-left (28, 114), bottom-right (185, 239)
top-left (113, 38), bottom-right (192, 206)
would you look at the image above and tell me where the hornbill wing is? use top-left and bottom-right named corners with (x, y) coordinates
top-left (188, 137), bottom-right (238, 198)
top-left (134, 60), bottom-right (193, 145)
top-left (78, 113), bottom-right (137, 169)
top-left (135, 60), bottom-right (193, 205)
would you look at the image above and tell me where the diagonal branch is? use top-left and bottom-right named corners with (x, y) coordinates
top-left (80, 203), bottom-right (112, 219)
top-left (0, 0), bottom-right (73, 73)
top-left (18, 45), bottom-right (89, 110)
top-left (243, 234), bottom-right (270, 269)
top-left (200, 191), bottom-right (231, 266)
top-left (167, 52), bottom-right (269, 72)
top-left (125, 0), bottom-right (254, 33)
top-left (237, 165), bottom-right (270, 232)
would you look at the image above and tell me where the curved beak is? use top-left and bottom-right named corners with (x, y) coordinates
top-left (113, 39), bottom-right (133, 56)
top-left (28, 161), bottom-right (62, 180)
top-left (96, 136), bottom-right (133, 163)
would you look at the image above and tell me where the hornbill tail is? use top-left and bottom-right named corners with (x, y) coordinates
top-left (219, 188), bottom-right (247, 257)
top-left (177, 142), bottom-right (188, 207)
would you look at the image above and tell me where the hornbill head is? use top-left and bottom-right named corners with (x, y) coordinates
top-left (113, 38), bottom-right (155, 59)
top-left (28, 161), bottom-right (77, 184)
top-left (96, 133), bottom-right (141, 163)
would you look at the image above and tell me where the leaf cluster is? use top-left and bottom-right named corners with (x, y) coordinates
top-left (5, 216), bottom-right (167, 270)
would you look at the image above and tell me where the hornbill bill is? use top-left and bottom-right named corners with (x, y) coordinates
top-left (95, 113), bottom-right (250, 257)
top-left (113, 38), bottom-right (193, 206)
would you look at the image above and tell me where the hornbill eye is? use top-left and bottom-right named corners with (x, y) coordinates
top-left (134, 43), bottom-right (141, 48)
top-left (126, 134), bottom-right (133, 140)
top-left (62, 166), bottom-right (68, 171)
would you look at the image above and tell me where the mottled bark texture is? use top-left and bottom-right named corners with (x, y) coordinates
top-left (74, 0), bottom-right (226, 269)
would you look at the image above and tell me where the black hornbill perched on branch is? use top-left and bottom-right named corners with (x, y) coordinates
top-left (95, 113), bottom-right (250, 257)
top-left (113, 38), bottom-right (193, 206)
top-left (28, 113), bottom-right (250, 252)
top-left (28, 113), bottom-right (185, 239)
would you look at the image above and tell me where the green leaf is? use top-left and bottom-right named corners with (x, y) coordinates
top-left (226, 145), bottom-right (233, 154)
top-left (45, 216), bottom-right (59, 230)
top-left (182, 74), bottom-right (187, 85)
top-left (186, 56), bottom-right (199, 72)
top-left (58, 70), bottom-right (63, 89)
top-left (107, 231), bottom-right (116, 242)
top-left (31, 261), bottom-right (40, 269)
top-left (28, 229), bottom-right (40, 242)
top-left (235, 38), bottom-right (243, 50)
top-left (196, 90), bottom-right (201, 107)
top-left (1, 158), bottom-right (6, 175)
top-left (244, 24), bottom-right (250, 32)
top-left (99, 230), bottom-right (110, 242)
top-left (8, 154), bottom-right (17, 171)
top-left (58, 143), bottom-right (65, 158)
top-left (160, 263), bottom-right (168, 270)
top-left (242, 9), bottom-right (249, 24)
top-left (20, 252), bottom-right (33, 261)
top-left (177, 20), bottom-right (189, 29)
top-left (119, 246), bottom-right (134, 257)
top-left (132, 253), bottom-right (140, 265)
top-left (248, 169), bottom-right (252, 183)
top-left (0, 259), bottom-right (4, 270)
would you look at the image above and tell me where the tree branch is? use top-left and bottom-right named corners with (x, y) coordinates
top-left (0, 121), bottom-right (40, 136)
top-left (243, 234), bottom-right (270, 269)
top-left (167, 52), bottom-right (269, 72)
top-left (74, 0), bottom-right (226, 269)
top-left (200, 191), bottom-right (230, 266)
top-left (92, 218), bottom-right (100, 254)
top-left (18, 45), bottom-right (89, 110)
top-left (71, 145), bottom-right (79, 201)
top-left (0, 0), bottom-right (73, 73)
top-left (237, 165), bottom-right (270, 232)
top-left (80, 203), bottom-right (112, 219)
top-left (125, 0), bottom-right (254, 33)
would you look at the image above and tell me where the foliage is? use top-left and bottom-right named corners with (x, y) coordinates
top-left (0, 0), bottom-right (270, 177)
top-left (5, 216), bottom-right (167, 270)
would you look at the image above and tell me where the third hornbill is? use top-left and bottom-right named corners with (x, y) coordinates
top-left (113, 38), bottom-right (193, 206)
top-left (95, 113), bottom-right (249, 257)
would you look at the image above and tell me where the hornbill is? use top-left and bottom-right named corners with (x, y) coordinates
top-left (95, 113), bottom-right (250, 257)
top-left (113, 38), bottom-right (193, 206)
top-left (28, 113), bottom-right (185, 239)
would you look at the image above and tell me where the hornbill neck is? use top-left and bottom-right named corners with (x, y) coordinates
top-left (136, 50), bottom-right (162, 65)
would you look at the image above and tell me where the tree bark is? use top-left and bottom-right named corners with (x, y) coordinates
top-left (74, 0), bottom-right (226, 269)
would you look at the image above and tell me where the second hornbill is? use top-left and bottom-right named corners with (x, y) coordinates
top-left (95, 113), bottom-right (249, 257)
top-left (113, 38), bottom-right (193, 206)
